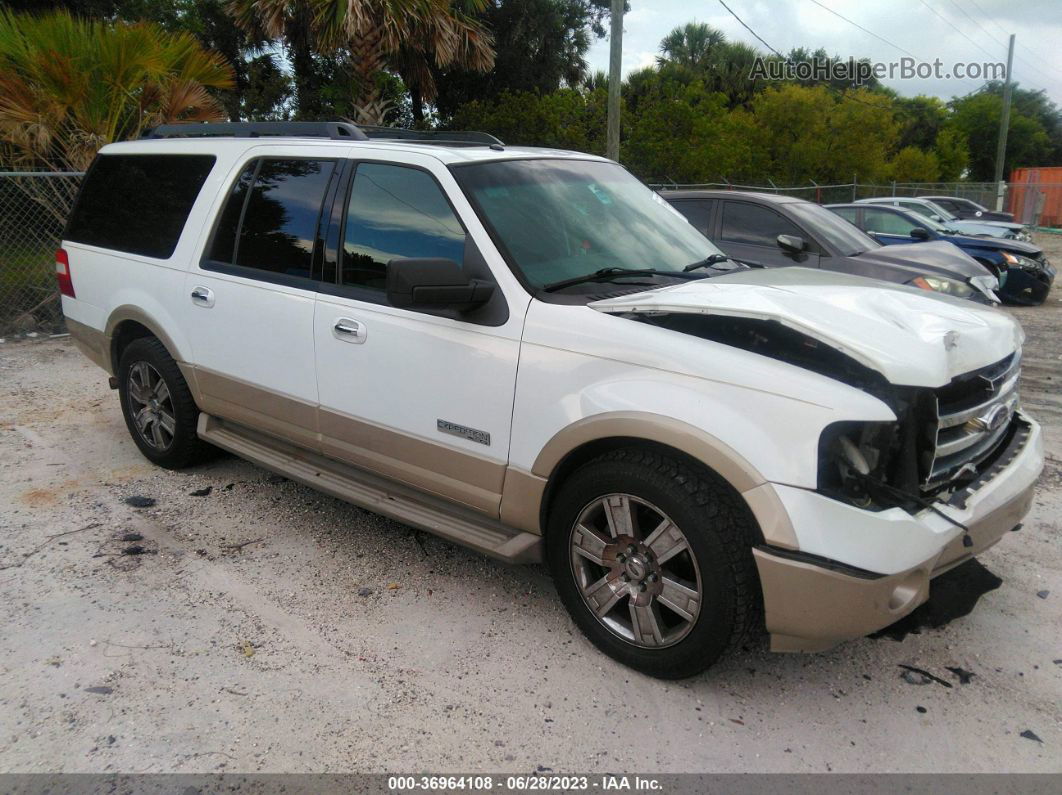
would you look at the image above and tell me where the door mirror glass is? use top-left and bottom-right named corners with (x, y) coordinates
top-left (386, 258), bottom-right (494, 311)
top-left (910, 227), bottom-right (931, 240)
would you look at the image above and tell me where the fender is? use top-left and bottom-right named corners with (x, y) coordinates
top-left (499, 411), bottom-right (800, 550)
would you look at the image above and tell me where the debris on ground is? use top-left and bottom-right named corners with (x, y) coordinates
top-left (123, 496), bottom-right (156, 508)
top-left (190, 487), bottom-right (213, 497)
top-left (1020, 730), bottom-right (1043, 744)
top-left (387, 583), bottom-right (401, 590)
top-left (358, 587), bottom-right (373, 597)
top-left (120, 545), bottom-right (151, 556)
top-left (1036, 590), bottom-right (1050, 599)
top-left (946, 666), bottom-right (976, 684)
top-left (220, 537), bottom-right (263, 553)
top-left (119, 533), bottom-right (143, 543)
top-left (898, 664), bottom-right (953, 688)
top-left (84, 686), bottom-right (113, 695)
top-left (240, 640), bottom-right (255, 658)
top-left (916, 706), bottom-right (927, 714)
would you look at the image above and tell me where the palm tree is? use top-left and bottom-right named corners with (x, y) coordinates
top-left (657, 22), bottom-right (726, 70)
top-left (230, 0), bottom-right (495, 125)
top-left (0, 9), bottom-right (233, 225)
top-left (0, 9), bottom-right (234, 174)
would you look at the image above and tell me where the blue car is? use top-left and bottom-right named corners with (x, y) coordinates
top-left (826, 202), bottom-right (1055, 306)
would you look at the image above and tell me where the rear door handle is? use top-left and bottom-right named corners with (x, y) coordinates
top-left (332, 318), bottom-right (366, 344)
top-left (190, 286), bottom-right (214, 307)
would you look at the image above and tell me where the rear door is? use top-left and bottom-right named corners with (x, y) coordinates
top-left (717, 199), bottom-right (820, 268)
top-left (312, 156), bottom-right (525, 516)
top-left (179, 152), bottom-right (341, 449)
top-left (666, 199), bottom-right (716, 239)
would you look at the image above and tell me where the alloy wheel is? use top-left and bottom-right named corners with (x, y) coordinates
top-left (126, 361), bottom-right (176, 450)
top-left (569, 494), bottom-right (702, 648)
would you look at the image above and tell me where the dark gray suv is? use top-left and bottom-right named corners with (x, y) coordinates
top-left (661, 190), bottom-right (1000, 303)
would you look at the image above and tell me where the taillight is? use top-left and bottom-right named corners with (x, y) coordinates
top-left (55, 248), bottom-right (75, 298)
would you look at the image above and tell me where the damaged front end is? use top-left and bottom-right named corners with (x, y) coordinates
top-left (634, 312), bottom-right (1027, 513)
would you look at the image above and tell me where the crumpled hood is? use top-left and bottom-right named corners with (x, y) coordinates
top-left (858, 240), bottom-right (989, 279)
top-left (590, 267), bottom-right (1023, 387)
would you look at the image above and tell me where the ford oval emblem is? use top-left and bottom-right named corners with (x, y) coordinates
top-left (970, 403), bottom-right (1011, 433)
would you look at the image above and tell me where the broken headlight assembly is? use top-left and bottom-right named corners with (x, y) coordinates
top-left (817, 390), bottom-right (936, 511)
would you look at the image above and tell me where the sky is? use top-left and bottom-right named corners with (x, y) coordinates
top-left (586, 0), bottom-right (1062, 106)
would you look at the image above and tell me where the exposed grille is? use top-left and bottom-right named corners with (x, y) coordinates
top-left (926, 352), bottom-right (1021, 488)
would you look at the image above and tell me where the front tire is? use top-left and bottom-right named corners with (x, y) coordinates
top-left (117, 337), bottom-right (208, 469)
top-left (546, 448), bottom-right (761, 679)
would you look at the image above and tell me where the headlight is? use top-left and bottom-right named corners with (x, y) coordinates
top-left (1004, 251), bottom-right (1044, 271)
top-left (907, 276), bottom-right (975, 298)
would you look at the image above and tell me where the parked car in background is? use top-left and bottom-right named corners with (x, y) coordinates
top-left (856, 196), bottom-right (1029, 240)
top-left (660, 190), bottom-right (999, 303)
top-left (922, 195), bottom-right (1016, 223)
top-left (827, 202), bottom-right (1055, 305)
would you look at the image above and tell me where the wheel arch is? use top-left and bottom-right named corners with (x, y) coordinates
top-left (503, 412), bottom-right (798, 550)
top-left (106, 306), bottom-right (185, 375)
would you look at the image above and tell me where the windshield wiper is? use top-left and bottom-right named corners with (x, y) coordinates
top-left (682, 254), bottom-right (730, 272)
top-left (541, 267), bottom-right (700, 293)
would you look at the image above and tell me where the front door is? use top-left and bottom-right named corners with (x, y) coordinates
top-left (313, 159), bottom-right (525, 516)
top-left (716, 199), bottom-right (821, 268)
top-left (181, 154), bottom-right (340, 449)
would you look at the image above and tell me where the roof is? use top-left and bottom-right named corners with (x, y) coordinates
top-left (98, 135), bottom-right (608, 166)
top-left (658, 189), bottom-right (806, 204)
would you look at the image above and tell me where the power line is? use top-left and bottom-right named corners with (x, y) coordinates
top-left (803, 0), bottom-right (919, 59)
top-left (964, 0), bottom-right (1062, 90)
top-left (937, 0), bottom-right (1062, 96)
top-left (714, 0), bottom-right (891, 109)
top-left (715, 0), bottom-right (785, 59)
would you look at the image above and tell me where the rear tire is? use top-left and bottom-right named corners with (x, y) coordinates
top-left (117, 337), bottom-right (208, 469)
top-left (546, 447), bottom-right (761, 679)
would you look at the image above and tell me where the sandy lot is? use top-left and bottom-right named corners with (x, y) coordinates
top-left (0, 238), bottom-right (1060, 774)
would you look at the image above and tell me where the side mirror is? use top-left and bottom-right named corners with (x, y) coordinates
top-left (910, 227), bottom-right (930, 241)
top-left (930, 214), bottom-right (943, 222)
top-left (776, 234), bottom-right (807, 256)
top-left (387, 258), bottom-right (494, 311)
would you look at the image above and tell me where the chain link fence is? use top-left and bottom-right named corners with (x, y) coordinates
top-left (0, 171), bottom-right (83, 337)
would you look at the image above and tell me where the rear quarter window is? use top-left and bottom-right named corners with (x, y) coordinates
top-left (65, 153), bottom-right (216, 259)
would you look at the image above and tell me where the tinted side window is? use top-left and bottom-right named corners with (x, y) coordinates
top-left (830, 207), bottom-right (859, 224)
top-left (863, 209), bottom-right (920, 236)
top-left (669, 200), bottom-right (713, 236)
top-left (720, 201), bottom-right (801, 245)
top-left (65, 154), bottom-right (216, 258)
top-left (207, 162), bottom-right (257, 264)
top-left (342, 163), bottom-right (466, 291)
top-left (231, 159), bottom-right (335, 279)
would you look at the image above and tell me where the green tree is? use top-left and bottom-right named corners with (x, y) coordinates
top-left (231, 0), bottom-right (495, 124)
top-left (933, 127), bottom-right (969, 181)
top-left (0, 9), bottom-right (233, 172)
top-left (949, 88), bottom-right (1053, 180)
top-left (887, 146), bottom-right (940, 182)
top-left (893, 95), bottom-right (948, 150)
top-left (433, 0), bottom-right (614, 122)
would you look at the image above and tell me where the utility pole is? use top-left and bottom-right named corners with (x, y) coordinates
top-left (992, 33), bottom-right (1016, 211)
top-left (606, 0), bottom-right (624, 162)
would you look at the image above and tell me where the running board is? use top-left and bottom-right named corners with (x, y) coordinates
top-left (197, 414), bottom-right (543, 564)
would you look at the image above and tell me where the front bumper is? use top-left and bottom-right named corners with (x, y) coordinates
top-left (754, 412), bottom-right (1043, 652)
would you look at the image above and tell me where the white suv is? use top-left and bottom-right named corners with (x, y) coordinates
top-left (59, 122), bottom-right (1043, 679)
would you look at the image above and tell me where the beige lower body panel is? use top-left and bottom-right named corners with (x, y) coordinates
top-left (756, 479), bottom-right (1037, 653)
top-left (197, 414), bottom-right (542, 564)
top-left (66, 317), bottom-right (110, 373)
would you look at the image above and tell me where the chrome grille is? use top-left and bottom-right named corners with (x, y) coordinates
top-left (927, 352), bottom-right (1021, 487)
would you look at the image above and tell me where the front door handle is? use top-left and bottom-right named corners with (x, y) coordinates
top-left (190, 286), bottom-right (214, 307)
top-left (332, 318), bottom-right (366, 344)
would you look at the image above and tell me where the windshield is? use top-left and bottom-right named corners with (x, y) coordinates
top-left (916, 212), bottom-right (952, 233)
top-left (788, 202), bottom-right (879, 256)
top-left (919, 199), bottom-right (958, 221)
top-left (453, 159), bottom-right (721, 289)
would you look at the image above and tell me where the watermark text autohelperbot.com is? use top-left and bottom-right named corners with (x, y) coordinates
top-left (750, 56), bottom-right (1006, 85)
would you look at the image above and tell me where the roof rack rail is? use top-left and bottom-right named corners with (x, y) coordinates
top-left (356, 126), bottom-right (504, 146)
top-left (143, 121), bottom-right (368, 141)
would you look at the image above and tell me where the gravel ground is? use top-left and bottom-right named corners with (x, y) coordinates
top-left (0, 237), bottom-right (1060, 774)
